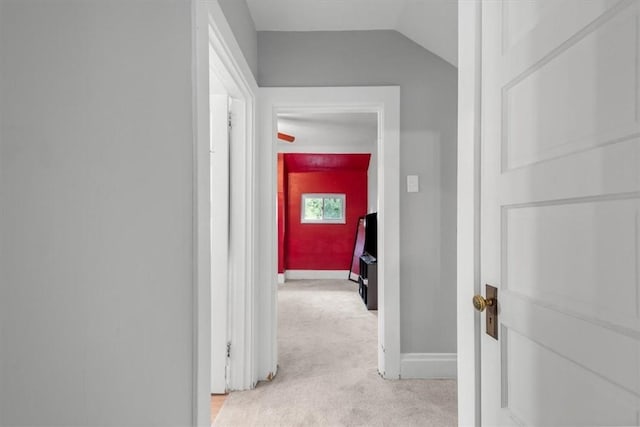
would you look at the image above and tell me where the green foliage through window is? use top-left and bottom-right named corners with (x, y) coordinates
top-left (304, 197), bottom-right (324, 220)
top-left (302, 194), bottom-right (345, 223)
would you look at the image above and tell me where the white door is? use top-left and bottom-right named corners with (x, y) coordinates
top-left (211, 94), bottom-right (230, 394)
top-left (480, 0), bottom-right (640, 425)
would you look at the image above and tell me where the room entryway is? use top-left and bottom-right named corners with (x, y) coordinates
top-left (256, 87), bottom-right (402, 382)
top-left (214, 279), bottom-right (457, 426)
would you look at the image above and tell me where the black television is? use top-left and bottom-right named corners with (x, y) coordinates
top-left (363, 212), bottom-right (377, 259)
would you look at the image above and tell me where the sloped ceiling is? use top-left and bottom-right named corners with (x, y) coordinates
top-left (246, 0), bottom-right (458, 66)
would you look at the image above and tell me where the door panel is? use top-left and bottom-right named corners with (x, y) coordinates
top-left (504, 326), bottom-right (638, 426)
top-left (501, 292), bottom-right (640, 397)
top-left (504, 198), bottom-right (639, 324)
top-left (504, 5), bottom-right (637, 170)
top-left (211, 94), bottom-right (230, 394)
top-left (481, 0), bottom-right (640, 425)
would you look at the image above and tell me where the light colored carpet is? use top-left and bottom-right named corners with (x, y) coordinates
top-left (214, 279), bottom-right (457, 426)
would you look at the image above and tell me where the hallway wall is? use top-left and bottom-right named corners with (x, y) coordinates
top-left (257, 30), bottom-right (458, 355)
top-left (217, 0), bottom-right (258, 80)
top-left (0, 1), bottom-right (194, 424)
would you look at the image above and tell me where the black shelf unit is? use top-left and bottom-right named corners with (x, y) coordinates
top-left (358, 253), bottom-right (377, 310)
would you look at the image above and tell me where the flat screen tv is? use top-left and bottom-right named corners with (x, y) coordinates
top-left (364, 212), bottom-right (377, 259)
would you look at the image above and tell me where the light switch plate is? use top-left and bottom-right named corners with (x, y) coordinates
top-left (407, 175), bottom-right (419, 192)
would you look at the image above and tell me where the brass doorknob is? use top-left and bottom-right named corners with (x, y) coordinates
top-left (473, 294), bottom-right (494, 312)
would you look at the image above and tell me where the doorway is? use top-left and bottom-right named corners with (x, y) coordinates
top-left (275, 111), bottom-right (378, 381)
top-left (195, 8), bottom-right (401, 426)
top-left (255, 87), bottom-right (401, 381)
top-left (276, 112), bottom-right (377, 278)
top-left (193, 2), bottom-right (258, 424)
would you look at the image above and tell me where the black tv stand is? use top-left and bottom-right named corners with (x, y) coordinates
top-left (358, 253), bottom-right (377, 310)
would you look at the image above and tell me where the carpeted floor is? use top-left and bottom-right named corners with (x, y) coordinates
top-left (214, 279), bottom-right (457, 426)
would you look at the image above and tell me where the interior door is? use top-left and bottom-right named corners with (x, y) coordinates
top-left (480, 0), bottom-right (640, 425)
top-left (211, 94), bottom-right (230, 394)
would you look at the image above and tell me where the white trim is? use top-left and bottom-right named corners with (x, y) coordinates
top-left (285, 270), bottom-right (350, 280)
top-left (277, 273), bottom-right (285, 284)
top-left (257, 86), bottom-right (401, 382)
top-left (457, 1), bottom-right (482, 426)
top-left (194, 1), bottom-right (258, 425)
top-left (206, 0), bottom-right (259, 394)
top-left (192, 2), bottom-right (211, 425)
top-left (400, 353), bottom-right (458, 379)
top-left (209, 93), bottom-right (230, 394)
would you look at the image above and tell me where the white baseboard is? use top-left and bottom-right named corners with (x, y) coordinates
top-left (277, 273), bottom-right (285, 284)
top-left (400, 353), bottom-right (457, 379)
top-left (285, 270), bottom-right (350, 280)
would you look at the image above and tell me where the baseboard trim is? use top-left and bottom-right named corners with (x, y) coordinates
top-left (277, 273), bottom-right (285, 284)
top-left (284, 270), bottom-right (350, 280)
top-left (400, 353), bottom-right (457, 379)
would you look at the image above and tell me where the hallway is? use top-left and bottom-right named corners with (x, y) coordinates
top-left (214, 279), bottom-right (457, 426)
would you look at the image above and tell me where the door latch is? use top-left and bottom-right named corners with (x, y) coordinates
top-left (473, 284), bottom-right (498, 340)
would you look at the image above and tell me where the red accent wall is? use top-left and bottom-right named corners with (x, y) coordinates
top-left (280, 153), bottom-right (370, 271)
top-left (277, 154), bottom-right (286, 274)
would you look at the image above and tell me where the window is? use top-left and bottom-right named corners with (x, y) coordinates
top-left (301, 194), bottom-right (346, 224)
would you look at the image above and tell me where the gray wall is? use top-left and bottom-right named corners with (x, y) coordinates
top-left (0, 1), bottom-right (195, 425)
top-left (258, 30), bottom-right (457, 354)
top-left (218, 0), bottom-right (258, 80)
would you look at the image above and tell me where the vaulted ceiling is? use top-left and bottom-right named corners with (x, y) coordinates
top-left (246, 0), bottom-right (458, 66)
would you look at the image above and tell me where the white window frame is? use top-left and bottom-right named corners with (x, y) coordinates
top-left (300, 193), bottom-right (346, 224)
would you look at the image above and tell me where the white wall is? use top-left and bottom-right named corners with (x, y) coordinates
top-left (0, 1), bottom-right (195, 425)
top-left (217, 0), bottom-right (258, 80)
top-left (277, 113), bottom-right (377, 149)
top-left (258, 30), bottom-right (458, 354)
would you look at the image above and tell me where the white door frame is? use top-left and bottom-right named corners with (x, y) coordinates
top-left (193, 1), bottom-right (258, 425)
top-left (256, 87), bottom-right (401, 380)
top-left (209, 93), bottom-right (230, 394)
top-left (457, 1), bottom-right (482, 425)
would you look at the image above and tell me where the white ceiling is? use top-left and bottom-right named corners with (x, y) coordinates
top-left (277, 112), bottom-right (378, 150)
top-left (246, 0), bottom-right (458, 66)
